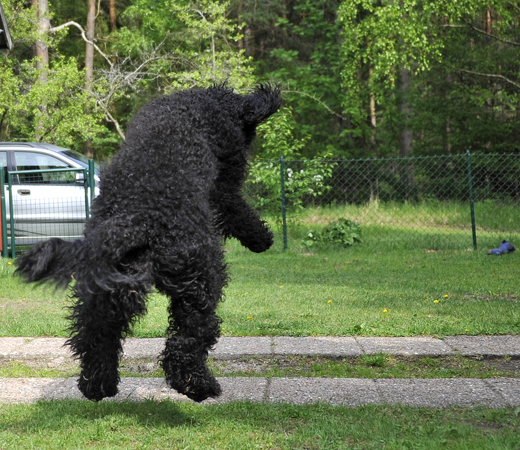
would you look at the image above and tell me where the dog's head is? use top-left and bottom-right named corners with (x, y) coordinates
top-left (242, 84), bottom-right (282, 128)
top-left (203, 84), bottom-right (281, 159)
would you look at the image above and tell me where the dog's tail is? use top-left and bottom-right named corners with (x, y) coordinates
top-left (14, 238), bottom-right (87, 288)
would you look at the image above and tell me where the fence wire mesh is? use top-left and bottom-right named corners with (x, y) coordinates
top-left (245, 153), bottom-right (520, 251)
top-left (1, 167), bottom-right (91, 256)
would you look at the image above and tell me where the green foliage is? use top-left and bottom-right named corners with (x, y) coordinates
top-left (168, 0), bottom-right (254, 89)
top-left (303, 218), bottom-right (362, 249)
top-left (14, 58), bottom-right (106, 149)
top-left (337, 0), bottom-right (520, 156)
top-left (247, 107), bottom-right (335, 215)
top-left (0, 1), bottom-right (108, 148)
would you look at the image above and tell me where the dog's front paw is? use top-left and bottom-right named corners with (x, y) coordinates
top-left (241, 226), bottom-right (274, 253)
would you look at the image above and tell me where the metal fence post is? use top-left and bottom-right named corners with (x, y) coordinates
top-left (88, 159), bottom-right (96, 206)
top-left (0, 168), bottom-right (8, 258)
top-left (280, 156), bottom-right (288, 250)
top-left (7, 172), bottom-right (15, 256)
top-left (466, 150), bottom-right (477, 250)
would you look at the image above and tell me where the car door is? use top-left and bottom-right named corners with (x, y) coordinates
top-left (0, 151), bottom-right (8, 247)
top-left (11, 151), bottom-right (88, 245)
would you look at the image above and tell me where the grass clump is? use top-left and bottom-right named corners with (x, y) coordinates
top-left (302, 218), bottom-right (362, 249)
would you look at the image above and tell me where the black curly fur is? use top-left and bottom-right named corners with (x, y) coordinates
top-left (15, 84), bottom-right (281, 402)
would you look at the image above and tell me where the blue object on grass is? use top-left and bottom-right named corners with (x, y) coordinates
top-left (487, 240), bottom-right (516, 255)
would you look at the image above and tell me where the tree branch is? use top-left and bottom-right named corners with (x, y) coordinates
top-left (446, 65), bottom-right (520, 90)
top-left (507, 1), bottom-right (520, 14)
top-left (50, 21), bottom-right (113, 67)
top-left (98, 103), bottom-right (126, 140)
top-left (461, 19), bottom-right (520, 47)
top-left (283, 90), bottom-right (345, 120)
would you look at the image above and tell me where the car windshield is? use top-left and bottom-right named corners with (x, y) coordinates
top-left (59, 150), bottom-right (100, 173)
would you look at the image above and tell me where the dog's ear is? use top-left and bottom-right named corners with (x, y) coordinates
top-left (243, 84), bottom-right (282, 126)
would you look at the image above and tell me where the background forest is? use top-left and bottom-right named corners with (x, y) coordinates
top-left (1, 0), bottom-right (519, 160)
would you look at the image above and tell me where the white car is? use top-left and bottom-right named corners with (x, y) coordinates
top-left (0, 142), bottom-right (100, 247)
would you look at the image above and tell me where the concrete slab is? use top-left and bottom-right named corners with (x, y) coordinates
top-left (122, 338), bottom-right (164, 360)
top-left (110, 378), bottom-right (188, 402)
top-left (0, 377), bottom-right (518, 407)
top-left (357, 337), bottom-right (454, 356)
top-left (273, 337), bottom-right (362, 357)
top-left (0, 337), bottom-right (32, 358)
top-left (41, 378), bottom-right (84, 401)
top-left (0, 377), bottom-right (269, 404)
top-left (267, 377), bottom-right (380, 406)
top-left (444, 336), bottom-right (520, 356)
top-left (204, 377), bottom-right (268, 404)
top-left (376, 378), bottom-right (505, 407)
top-left (19, 338), bottom-right (69, 359)
top-left (485, 379), bottom-right (520, 406)
top-left (0, 378), bottom-right (66, 403)
top-left (210, 337), bottom-right (273, 359)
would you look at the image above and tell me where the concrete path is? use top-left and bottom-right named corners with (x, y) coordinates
top-left (0, 336), bottom-right (519, 407)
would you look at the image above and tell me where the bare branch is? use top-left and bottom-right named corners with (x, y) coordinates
top-left (507, 1), bottom-right (520, 14)
top-left (98, 103), bottom-right (126, 140)
top-left (283, 90), bottom-right (345, 120)
top-left (461, 19), bottom-right (520, 47)
top-left (50, 21), bottom-right (113, 67)
top-left (446, 65), bottom-right (520, 90)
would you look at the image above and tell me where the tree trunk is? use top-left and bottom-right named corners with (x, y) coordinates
top-left (83, 0), bottom-right (96, 158)
top-left (483, 7), bottom-right (492, 33)
top-left (398, 66), bottom-right (414, 198)
top-left (237, 0), bottom-right (243, 51)
top-left (109, 0), bottom-right (116, 33)
top-left (33, 0), bottom-right (50, 141)
top-left (244, 25), bottom-right (253, 58)
top-left (398, 66), bottom-right (413, 156)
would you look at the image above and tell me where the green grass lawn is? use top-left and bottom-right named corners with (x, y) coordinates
top-left (0, 219), bottom-right (518, 449)
top-left (0, 231), bottom-right (518, 337)
top-left (0, 401), bottom-right (518, 450)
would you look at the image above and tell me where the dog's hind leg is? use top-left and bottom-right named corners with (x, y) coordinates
top-left (156, 243), bottom-right (226, 402)
top-left (67, 277), bottom-right (151, 402)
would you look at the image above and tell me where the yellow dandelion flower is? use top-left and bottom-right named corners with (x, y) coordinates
top-left (434, 300), bottom-right (439, 304)
top-left (444, 294), bottom-right (449, 298)
top-left (383, 309), bottom-right (388, 312)
top-left (328, 300), bottom-right (331, 303)
top-left (247, 316), bottom-right (253, 320)
top-left (7, 262), bottom-right (12, 265)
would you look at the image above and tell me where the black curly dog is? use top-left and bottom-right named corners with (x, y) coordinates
top-left (15, 85), bottom-right (281, 402)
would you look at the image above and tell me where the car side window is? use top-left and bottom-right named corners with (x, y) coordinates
top-left (0, 152), bottom-right (6, 183)
top-left (14, 151), bottom-right (74, 184)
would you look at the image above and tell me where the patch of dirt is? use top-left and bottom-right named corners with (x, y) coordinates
top-left (0, 298), bottom-right (43, 310)
top-left (484, 358), bottom-right (520, 375)
top-left (208, 355), bottom-right (520, 377)
top-left (463, 294), bottom-right (518, 302)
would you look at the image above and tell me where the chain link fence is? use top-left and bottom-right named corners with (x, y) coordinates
top-left (2, 153), bottom-right (518, 255)
top-left (245, 152), bottom-right (520, 251)
top-left (0, 165), bottom-right (96, 257)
